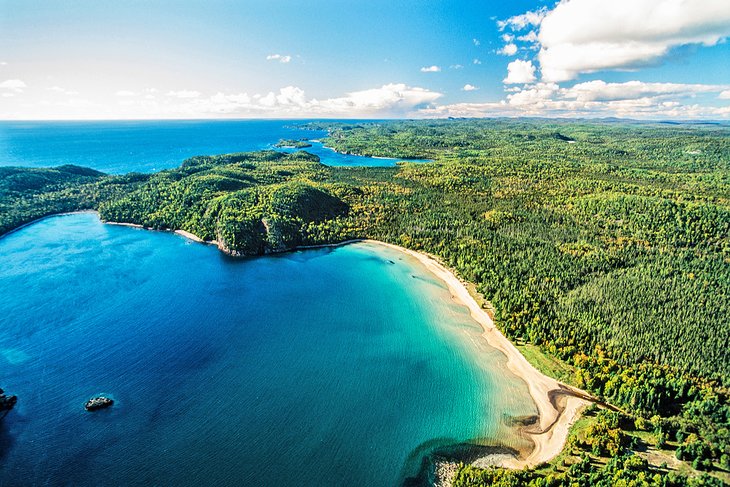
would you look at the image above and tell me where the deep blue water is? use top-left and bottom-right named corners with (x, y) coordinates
top-left (0, 213), bottom-right (534, 486)
top-left (0, 120), bottom-right (424, 173)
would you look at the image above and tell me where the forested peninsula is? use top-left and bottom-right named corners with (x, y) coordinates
top-left (1, 119), bottom-right (728, 486)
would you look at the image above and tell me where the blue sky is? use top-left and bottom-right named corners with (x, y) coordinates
top-left (1, 0), bottom-right (729, 119)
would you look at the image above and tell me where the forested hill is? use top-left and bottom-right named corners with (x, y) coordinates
top-left (97, 151), bottom-right (351, 255)
top-left (0, 119), bottom-right (728, 485)
top-left (0, 165), bottom-right (105, 235)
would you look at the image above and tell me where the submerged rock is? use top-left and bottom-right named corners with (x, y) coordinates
top-left (84, 396), bottom-right (114, 411)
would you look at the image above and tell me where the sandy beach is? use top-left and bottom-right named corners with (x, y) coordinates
top-left (364, 240), bottom-right (591, 469)
top-left (106, 221), bottom-right (145, 229)
top-left (103, 219), bottom-right (220, 246)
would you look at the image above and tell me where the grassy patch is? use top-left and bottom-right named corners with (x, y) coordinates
top-left (516, 343), bottom-right (577, 385)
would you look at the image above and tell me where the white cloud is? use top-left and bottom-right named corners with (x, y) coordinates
top-left (420, 65), bottom-right (441, 73)
top-left (266, 54), bottom-right (292, 63)
top-left (67, 83), bottom-right (443, 119)
top-left (719, 90), bottom-right (730, 100)
top-left (115, 90), bottom-right (136, 97)
top-left (462, 84), bottom-right (479, 91)
top-left (450, 64), bottom-right (464, 70)
top-left (473, 58), bottom-right (482, 65)
top-left (420, 80), bottom-right (730, 120)
top-left (0, 79), bottom-right (26, 92)
top-left (501, 34), bottom-right (514, 43)
top-left (498, 8), bottom-right (547, 30)
top-left (517, 31), bottom-right (538, 43)
top-left (563, 80), bottom-right (727, 102)
top-left (501, 0), bottom-right (730, 82)
top-left (322, 83), bottom-right (442, 114)
top-left (473, 38), bottom-right (481, 46)
top-left (166, 90), bottom-right (201, 99)
top-left (503, 60), bottom-right (536, 84)
top-left (2, 93), bottom-right (14, 98)
top-left (0, 62), bottom-right (7, 66)
top-left (498, 43), bottom-right (518, 56)
top-left (506, 82), bottom-right (560, 107)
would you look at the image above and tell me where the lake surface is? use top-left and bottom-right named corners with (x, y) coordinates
top-left (0, 213), bottom-right (535, 486)
top-left (277, 140), bottom-right (431, 168)
top-left (0, 120), bottom-right (423, 173)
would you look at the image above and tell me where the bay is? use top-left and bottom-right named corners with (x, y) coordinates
top-left (0, 213), bottom-right (535, 486)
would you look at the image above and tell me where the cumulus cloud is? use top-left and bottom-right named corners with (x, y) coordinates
top-left (473, 38), bottom-right (480, 46)
top-left (563, 80), bottom-right (727, 102)
top-left (450, 64), bottom-right (464, 70)
top-left (166, 90), bottom-right (201, 99)
top-left (266, 54), bottom-right (292, 63)
top-left (81, 83), bottom-right (443, 119)
top-left (505, 80), bottom-right (730, 110)
top-left (462, 84), bottom-right (479, 91)
top-left (498, 8), bottom-right (547, 30)
top-left (473, 59), bottom-right (482, 65)
top-left (498, 43), bottom-right (518, 56)
top-left (501, 0), bottom-right (730, 82)
top-left (719, 90), bottom-right (730, 100)
top-left (323, 83), bottom-right (442, 114)
top-left (503, 60), bottom-right (536, 84)
top-left (420, 80), bottom-right (730, 120)
top-left (517, 31), bottom-right (538, 43)
top-left (420, 65), bottom-right (441, 73)
top-left (0, 79), bottom-right (26, 92)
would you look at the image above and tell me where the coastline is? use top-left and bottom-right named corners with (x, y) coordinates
top-left (9, 212), bottom-right (587, 472)
top-left (104, 220), bottom-right (220, 246)
top-left (99, 217), bottom-right (592, 468)
top-left (362, 240), bottom-right (591, 470)
top-left (0, 210), bottom-right (96, 240)
top-left (150, 225), bottom-right (590, 469)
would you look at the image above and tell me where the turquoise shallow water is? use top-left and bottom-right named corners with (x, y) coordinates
top-left (0, 213), bottom-right (535, 486)
top-left (0, 120), bottom-right (423, 173)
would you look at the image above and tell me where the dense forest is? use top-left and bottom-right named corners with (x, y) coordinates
top-left (1, 119), bottom-right (728, 485)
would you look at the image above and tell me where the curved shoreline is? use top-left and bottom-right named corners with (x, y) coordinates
top-left (361, 240), bottom-right (591, 469)
top-left (7, 212), bottom-right (589, 471)
top-left (168, 225), bottom-right (592, 469)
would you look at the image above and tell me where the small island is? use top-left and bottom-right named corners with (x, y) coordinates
top-left (274, 138), bottom-right (312, 149)
top-left (85, 396), bottom-right (114, 411)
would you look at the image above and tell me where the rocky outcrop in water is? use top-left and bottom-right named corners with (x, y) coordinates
top-left (84, 396), bottom-right (113, 411)
top-left (0, 388), bottom-right (17, 419)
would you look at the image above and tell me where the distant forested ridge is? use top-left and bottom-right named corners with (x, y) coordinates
top-left (1, 119), bottom-right (728, 485)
